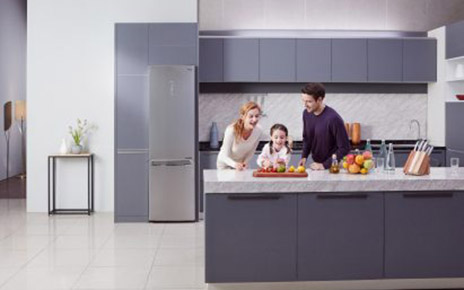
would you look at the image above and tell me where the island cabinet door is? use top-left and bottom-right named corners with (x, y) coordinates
top-left (385, 192), bottom-right (464, 278)
top-left (297, 192), bottom-right (384, 281)
top-left (205, 193), bottom-right (297, 283)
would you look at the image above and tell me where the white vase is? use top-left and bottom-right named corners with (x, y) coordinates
top-left (71, 144), bottom-right (82, 154)
top-left (59, 139), bottom-right (68, 154)
top-left (456, 64), bottom-right (464, 79)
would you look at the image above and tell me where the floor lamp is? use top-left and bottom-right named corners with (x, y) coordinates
top-left (15, 100), bottom-right (26, 179)
top-left (3, 102), bottom-right (12, 179)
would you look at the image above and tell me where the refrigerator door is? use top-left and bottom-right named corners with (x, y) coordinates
top-left (149, 65), bottom-right (195, 160)
top-left (149, 158), bottom-right (195, 221)
top-left (148, 65), bottom-right (196, 221)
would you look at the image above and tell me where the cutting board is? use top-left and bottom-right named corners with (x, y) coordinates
top-left (252, 171), bottom-right (308, 178)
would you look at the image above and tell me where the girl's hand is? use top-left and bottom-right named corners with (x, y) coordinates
top-left (276, 158), bottom-right (285, 164)
top-left (262, 159), bottom-right (272, 169)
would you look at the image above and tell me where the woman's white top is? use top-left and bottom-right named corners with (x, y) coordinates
top-left (217, 124), bottom-right (263, 169)
top-left (256, 143), bottom-right (291, 167)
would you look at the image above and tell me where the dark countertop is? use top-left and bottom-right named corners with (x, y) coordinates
top-left (200, 140), bottom-right (446, 152)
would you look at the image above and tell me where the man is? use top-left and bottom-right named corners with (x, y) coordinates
top-left (298, 83), bottom-right (350, 170)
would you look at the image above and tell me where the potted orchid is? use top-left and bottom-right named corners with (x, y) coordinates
top-left (68, 119), bottom-right (89, 154)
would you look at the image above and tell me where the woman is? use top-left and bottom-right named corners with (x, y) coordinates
top-left (217, 101), bottom-right (263, 170)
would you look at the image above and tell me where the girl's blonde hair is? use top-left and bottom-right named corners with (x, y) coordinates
top-left (233, 101), bottom-right (261, 141)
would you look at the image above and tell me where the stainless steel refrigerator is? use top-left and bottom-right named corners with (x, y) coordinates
top-left (149, 65), bottom-right (196, 222)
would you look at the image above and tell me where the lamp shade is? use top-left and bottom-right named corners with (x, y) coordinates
top-left (15, 100), bottom-right (26, 121)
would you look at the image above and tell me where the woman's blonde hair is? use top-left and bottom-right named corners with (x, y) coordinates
top-left (233, 101), bottom-right (261, 141)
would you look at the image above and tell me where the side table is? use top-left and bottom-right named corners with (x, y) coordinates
top-left (48, 153), bottom-right (94, 215)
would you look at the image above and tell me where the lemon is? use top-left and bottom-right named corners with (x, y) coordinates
top-left (297, 166), bottom-right (305, 173)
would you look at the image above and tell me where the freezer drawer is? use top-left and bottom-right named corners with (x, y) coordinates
top-left (149, 159), bottom-right (195, 221)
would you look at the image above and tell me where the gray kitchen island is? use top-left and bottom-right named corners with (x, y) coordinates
top-left (203, 168), bottom-right (464, 288)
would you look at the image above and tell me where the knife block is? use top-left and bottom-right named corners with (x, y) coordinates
top-left (403, 151), bottom-right (430, 175)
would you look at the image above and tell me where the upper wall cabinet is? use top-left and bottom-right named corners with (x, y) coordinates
top-left (446, 20), bottom-right (464, 59)
top-left (332, 39), bottom-right (368, 82)
top-left (259, 39), bottom-right (296, 82)
top-left (403, 39), bottom-right (436, 82)
top-left (223, 39), bottom-right (259, 82)
top-left (148, 23), bottom-right (198, 65)
top-left (296, 39), bottom-right (331, 82)
top-left (199, 36), bottom-right (436, 84)
top-left (200, 39), bottom-right (223, 82)
top-left (368, 39), bottom-right (403, 82)
top-left (116, 24), bottom-right (149, 75)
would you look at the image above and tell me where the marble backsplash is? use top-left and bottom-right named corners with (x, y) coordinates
top-left (199, 93), bottom-right (427, 142)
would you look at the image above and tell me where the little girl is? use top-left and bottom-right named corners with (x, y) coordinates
top-left (257, 124), bottom-right (292, 169)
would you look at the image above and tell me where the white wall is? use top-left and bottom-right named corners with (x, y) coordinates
top-left (200, 0), bottom-right (464, 31)
top-left (27, 0), bottom-right (197, 212)
top-left (0, 0), bottom-right (26, 180)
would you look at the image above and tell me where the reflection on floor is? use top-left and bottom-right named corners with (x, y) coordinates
top-left (0, 177), bottom-right (26, 199)
top-left (0, 199), bottom-right (205, 290)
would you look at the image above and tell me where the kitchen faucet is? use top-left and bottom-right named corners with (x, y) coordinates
top-left (409, 119), bottom-right (421, 140)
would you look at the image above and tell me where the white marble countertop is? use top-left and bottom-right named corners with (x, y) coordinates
top-left (203, 168), bottom-right (464, 193)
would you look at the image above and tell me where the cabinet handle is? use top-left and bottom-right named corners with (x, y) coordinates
top-left (403, 193), bottom-right (453, 198)
top-left (317, 193), bottom-right (368, 199)
top-left (228, 195), bottom-right (281, 200)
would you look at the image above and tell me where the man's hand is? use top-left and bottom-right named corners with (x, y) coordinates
top-left (235, 162), bottom-right (246, 171)
top-left (298, 158), bottom-right (307, 167)
top-left (309, 162), bottom-right (325, 170)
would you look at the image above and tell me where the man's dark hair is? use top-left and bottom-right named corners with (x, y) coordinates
top-left (301, 83), bottom-right (325, 101)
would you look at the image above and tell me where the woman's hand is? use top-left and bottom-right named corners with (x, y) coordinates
top-left (235, 162), bottom-right (246, 171)
top-left (298, 158), bottom-right (307, 167)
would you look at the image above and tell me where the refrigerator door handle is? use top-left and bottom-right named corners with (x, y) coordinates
top-left (150, 159), bottom-right (193, 167)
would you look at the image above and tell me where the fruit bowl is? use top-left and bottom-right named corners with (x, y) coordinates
top-left (456, 94), bottom-right (464, 101)
top-left (342, 151), bottom-right (374, 175)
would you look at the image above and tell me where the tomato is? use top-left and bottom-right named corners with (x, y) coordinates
top-left (272, 167), bottom-right (277, 173)
top-left (266, 167), bottom-right (272, 173)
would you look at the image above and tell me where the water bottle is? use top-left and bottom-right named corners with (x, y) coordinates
top-left (210, 122), bottom-right (219, 149)
top-left (385, 143), bottom-right (396, 173)
top-left (365, 139), bottom-right (372, 153)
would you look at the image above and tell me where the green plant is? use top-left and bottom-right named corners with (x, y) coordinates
top-left (68, 119), bottom-right (88, 146)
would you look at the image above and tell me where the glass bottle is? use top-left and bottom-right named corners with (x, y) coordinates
top-left (210, 122), bottom-right (219, 149)
top-left (385, 143), bottom-right (396, 173)
top-left (365, 139), bottom-right (372, 153)
top-left (329, 154), bottom-right (340, 174)
top-left (378, 139), bottom-right (387, 159)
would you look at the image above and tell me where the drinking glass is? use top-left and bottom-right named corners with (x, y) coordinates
top-left (376, 157), bottom-right (385, 172)
top-left (451, 157), bottom-right (460, 168)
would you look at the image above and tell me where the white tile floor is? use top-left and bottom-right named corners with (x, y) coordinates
top-left (0, 199), bottom-right (206, 290)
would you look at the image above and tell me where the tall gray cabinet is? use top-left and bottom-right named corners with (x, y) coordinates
top-left (115, 23), bottom-right (198, 222)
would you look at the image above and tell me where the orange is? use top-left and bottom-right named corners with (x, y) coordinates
top-left (348, 164), bottom-right (361, 174)
top-left (355, 155), bottom-right (364, 166)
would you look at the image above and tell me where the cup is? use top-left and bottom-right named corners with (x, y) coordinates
top-left (376, 157), bottom-right (385, 172)
top-left (451, 157), bottom-right (460, 168)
